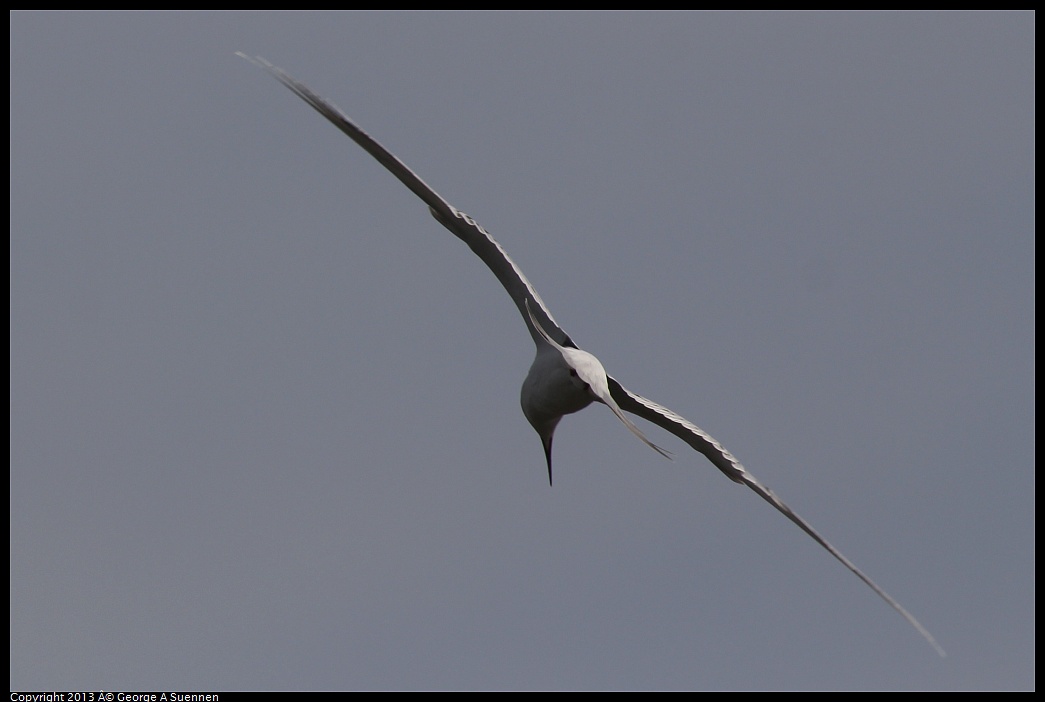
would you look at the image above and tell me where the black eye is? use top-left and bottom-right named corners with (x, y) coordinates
top-left (569, 368), bottom-right (577, 377)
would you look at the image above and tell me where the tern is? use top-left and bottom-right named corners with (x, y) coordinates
top-left (240, 54), bottom-right (944, 656)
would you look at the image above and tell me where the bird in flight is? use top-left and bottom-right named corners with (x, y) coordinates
top-left (239, 54), bottom-right (944, 656)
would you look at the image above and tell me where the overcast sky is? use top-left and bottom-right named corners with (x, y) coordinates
top-left (10, 11), bottom-right (1034, 691)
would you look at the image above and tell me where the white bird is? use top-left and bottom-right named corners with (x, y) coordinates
top-left (240, 54), bottom-right (944, 657)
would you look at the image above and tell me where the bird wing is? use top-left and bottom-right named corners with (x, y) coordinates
top-left (238, 54), bottom-right (572, 350)
top-left (607, 376), bottom-right (945, 657)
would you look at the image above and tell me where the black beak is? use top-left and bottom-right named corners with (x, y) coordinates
top-left (543, 434), bottom-right (554, 486)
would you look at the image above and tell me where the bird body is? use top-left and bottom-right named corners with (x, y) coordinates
top-left (522, 300), bottom-right (671, 484)
top-left (240, 54), bottom-right (944, 657)
top-left (519, 342), bottom-right (594, 483)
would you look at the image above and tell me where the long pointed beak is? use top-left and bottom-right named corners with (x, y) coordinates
top-left (543, 434), bottom-right (554, 486)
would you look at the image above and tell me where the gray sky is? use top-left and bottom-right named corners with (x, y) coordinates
top-left (10, 11), bottom-right (1034, 691)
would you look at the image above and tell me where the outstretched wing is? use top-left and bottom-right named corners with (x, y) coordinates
top-left (239, 54), bottom-right (572, 350)
top-left (607, 376), bottom-right (946, 657)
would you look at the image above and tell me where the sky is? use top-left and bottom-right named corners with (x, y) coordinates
top-left (10, 11), bottom-right (1034, 691)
